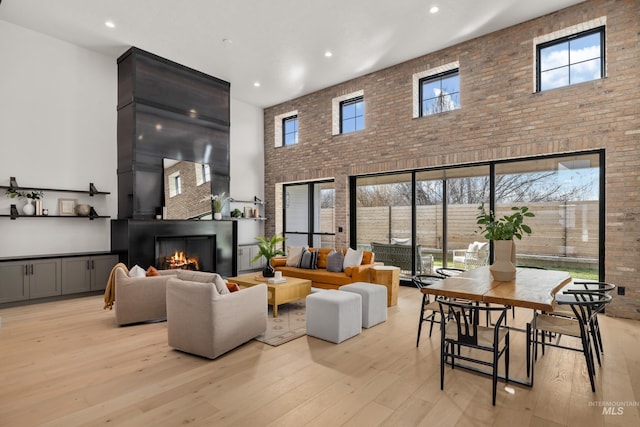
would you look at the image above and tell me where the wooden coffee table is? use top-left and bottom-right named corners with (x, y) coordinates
top-left (226, 273), bottom-right (312, 317)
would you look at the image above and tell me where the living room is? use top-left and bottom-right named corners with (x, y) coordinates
top-left (1, 0), bottom-right (639, 425)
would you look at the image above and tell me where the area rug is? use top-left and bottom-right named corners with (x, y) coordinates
top-left (254, 300), bottom-right (306, 346)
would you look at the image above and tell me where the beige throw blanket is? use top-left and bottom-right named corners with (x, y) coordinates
top-left (103, 263), bottom-right (128, 310)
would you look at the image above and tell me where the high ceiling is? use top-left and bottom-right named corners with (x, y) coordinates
top-left (0, 0), bottom-right (585, 108)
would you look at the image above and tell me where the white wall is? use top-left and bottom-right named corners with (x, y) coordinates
top-left (229, 98), bottom-right (265, 245)
top-left (0, 20), bottom-right (266, 257)
top-left (0, 20), bottom-right (117, 258)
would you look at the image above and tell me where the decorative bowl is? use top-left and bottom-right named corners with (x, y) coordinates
top-left (76, 204), bottom-right (91, 216)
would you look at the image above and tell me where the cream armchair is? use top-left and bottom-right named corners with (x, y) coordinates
top-left (452, 241), bottom-right (489, 269)
top-left (166, 278), bottom-right (267, 359)
top-left (114, 267), bottom-right (178, 326)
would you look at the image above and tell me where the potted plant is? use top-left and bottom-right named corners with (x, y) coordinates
top-left (476, 204), bottom-right (534, 281)
top-left (252, 235), bottom-right (285, 278)
top-left (204, 192), bottom-right (229, 220)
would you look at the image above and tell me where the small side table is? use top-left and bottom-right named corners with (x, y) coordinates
top-left (370, 265), bottom-right (400, 307)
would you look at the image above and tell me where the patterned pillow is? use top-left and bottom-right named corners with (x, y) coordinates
top-left (297, 248), bottom-right (318, 269)
top-left (326, 250), bottom-right (344, 272)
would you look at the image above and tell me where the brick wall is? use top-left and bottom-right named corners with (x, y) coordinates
top-left (263, 0), bottom-right (640, 319)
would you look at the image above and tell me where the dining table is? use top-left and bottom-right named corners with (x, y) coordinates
top-left (420, 266), bottom-right (572, 386)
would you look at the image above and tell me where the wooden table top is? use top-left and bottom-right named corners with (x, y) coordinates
top-left (420, 266), bottom-right (572, 312)
top-left (227, 273), bottom-right (312, 288)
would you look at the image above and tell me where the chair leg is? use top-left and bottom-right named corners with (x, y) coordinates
top-left (526, 322), bottom-right (531, 378)
top-left (416, 294), bottom-right (426, 347)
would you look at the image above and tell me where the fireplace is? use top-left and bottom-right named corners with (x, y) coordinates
top-left (155, 235), bottom-right (216, 272)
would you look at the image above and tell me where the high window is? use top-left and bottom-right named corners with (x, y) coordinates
top-left (419, 70), bottom-right (460, 116)
top-left (168, 172), bottom-right (181, 197)
top-left (283, 115), bottom-right (298, 146)
top-left (537, 27), bottom-right (605, 91)
top-left (340, 96), bottom-right (364, 134)
top-left (195, 163), bottom-right (211, 186)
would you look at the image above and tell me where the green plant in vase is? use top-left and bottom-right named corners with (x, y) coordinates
top-left (252, 235), bottom-right (285, 278)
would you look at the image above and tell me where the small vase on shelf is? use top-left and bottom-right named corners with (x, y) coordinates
top-left (22, 199), bottom-right (36, 216)
top-left (213, 212), bottom-right (222, 220)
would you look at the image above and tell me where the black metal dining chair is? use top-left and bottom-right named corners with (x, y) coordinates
top-left (438, 297), bottom-right (510, 406)
top-left (527, 290), bottom-right (612, 392)
top-left (413, 274), bottom-right (448, 346)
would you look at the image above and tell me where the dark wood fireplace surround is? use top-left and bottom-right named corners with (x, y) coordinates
top-left (111, 47), bottom-right (237, 277)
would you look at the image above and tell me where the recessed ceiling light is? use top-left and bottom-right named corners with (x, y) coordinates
top-left (429, 6), bottom-right (439, 14)
top-left (105, 20), bottom-right (116, 29)
top-left (325, 51), bottom-right (333, 58)
top-left (253, 82), bottom-right (261, 87)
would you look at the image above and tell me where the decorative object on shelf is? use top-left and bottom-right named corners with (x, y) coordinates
top-left (252, 235), bottom-right (286, 278)
top-left (59, 198), bottom-right (77, 216)
top-left (203, 192), bottom-right (229, 220)
top-left (42, 208), bottom-right (49, 216)
top-left (253, 207), bottom-right (260, 218)
top-left (244, 206), bottom-right (253, 218)
top-left (214, 212), bottom-right (222, 220)
top-left (76, 204), bottom-right (91, 216)
top-left (231, 208), bottom-right (242, 218)
top-left (476, 204), bottom-right (535, 281)
top-left (22, 198), bottom-right (36, 216)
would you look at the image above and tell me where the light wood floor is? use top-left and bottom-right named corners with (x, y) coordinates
top-left (1, 286), bottom-right (639, 427)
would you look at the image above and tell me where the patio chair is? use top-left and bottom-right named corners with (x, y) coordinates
top-left (452, 241), bottom-right (489, 269)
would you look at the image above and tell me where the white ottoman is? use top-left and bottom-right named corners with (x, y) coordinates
top-left (306, 290), bottom-right (362, 343)
top-left (340, 282), bottom-right (387, 328)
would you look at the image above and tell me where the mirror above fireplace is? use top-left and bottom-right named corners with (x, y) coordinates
top-left (163, 158), bottom-right (213, 219)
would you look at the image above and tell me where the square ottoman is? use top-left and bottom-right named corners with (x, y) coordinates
top-left (306, 290), bottom-right (362, 343)
top-left (340, 282), bottom-right (387, 328)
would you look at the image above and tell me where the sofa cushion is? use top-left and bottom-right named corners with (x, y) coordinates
top-left (343, 248), bottom-right (363, 270)
top-left (176, 270), bottom-right (229, 295)
top-left (326, 250), bottom-right (344, 272)
top-left (315, 248), bottom-right (333, 269)
top-left (129, 265), bottom-right (146, 278)
top-left (286, 246), bottom-right (306, 266)
top-left (298, 249), bottom-right (318, 269)
top-left (146, 266), bottom-right (160, 276)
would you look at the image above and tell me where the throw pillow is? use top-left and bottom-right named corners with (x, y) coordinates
top-left (226, 281), bottom-right (240, 292)
top-left (146, 266), bottom-right (160, 277)
top-left (214, 275), bottom-right (230, 295)
top-left (343, 248), bottom-right (363, 270)
top-left (297, 248), bottom-right (318, 269)
top-left (326, 250), bottom-right (344, 272)
top-left (129, 265), bottom-right (146, 278)
top-left (286, 246), bottom-right (306, 267)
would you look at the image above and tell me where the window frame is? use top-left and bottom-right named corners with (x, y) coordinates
top-left (418, 69), bottom-right (460, 117)
top-left (536, 26), bottom-right (605, 92)
top-left (282, 115), bottom-right (299, 146)
top-left (340, 96), bottom-right (364, 134)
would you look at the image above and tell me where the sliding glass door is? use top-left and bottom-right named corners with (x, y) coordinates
top-left (283, 180), bottom-right (335, 248)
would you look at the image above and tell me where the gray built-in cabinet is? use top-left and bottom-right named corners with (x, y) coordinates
top-left (0, 253), bottom-right (118, 304)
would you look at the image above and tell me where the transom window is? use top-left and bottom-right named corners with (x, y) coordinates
top-left (283, 115), bottom-right (298, 146)
top-left (419, 70), bottom-right (460, 116)
top-left (340, 96), bottom-right (364, 134)
top-left (537, 27), bottom-right (604, 91)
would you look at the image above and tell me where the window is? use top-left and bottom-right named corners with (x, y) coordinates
top-left (340, 96), bottom-right (364, 134)
top-left (168, 172), bottom-right (181, 197)
top-left (195, 163), bottom-right (211, 186)
top-left (283, 115), bottom-right (298, 146)
top-left (537, 27), bottom-right (605, 91)
top-left (419, 70), bottom-right (460, 116)
top-left (274, 110), bottom-right (298, 147)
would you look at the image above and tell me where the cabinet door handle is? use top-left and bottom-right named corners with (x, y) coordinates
top-left (30, 264), bottom-right (34, 275)
top-left (87, 260), bottom-right (91, 270)
top-left (91, 260), bottom-right (95, 270)
top-left (25, 264), bottom-right (29, 276)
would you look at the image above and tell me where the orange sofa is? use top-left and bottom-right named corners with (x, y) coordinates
top-left (271, 248), bottom-right (376, 290)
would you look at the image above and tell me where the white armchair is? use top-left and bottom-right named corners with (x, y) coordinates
top-left (452, 241), bottom-right (489, 269)
top-left (166, 277), bottom-right (267, 359)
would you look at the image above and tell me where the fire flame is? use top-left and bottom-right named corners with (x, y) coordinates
top-left (164, 251), bottom-right (200, 270)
